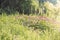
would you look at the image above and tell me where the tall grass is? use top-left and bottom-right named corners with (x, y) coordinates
top-left (0, 14), bottom-right (60, 40)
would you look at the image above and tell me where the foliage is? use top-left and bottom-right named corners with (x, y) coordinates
top-left (0, 14), bottom-right (60, 40)
top-left (0, 0), bottom-right (60, 19)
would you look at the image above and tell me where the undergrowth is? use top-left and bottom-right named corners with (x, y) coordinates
top-left (0, 14), bottom-right (60, 40)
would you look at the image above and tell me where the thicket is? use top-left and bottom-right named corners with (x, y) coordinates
top-left (0, 0), bottom-right (58, 15)
top-left (0, 0), bottom-right (60, 19)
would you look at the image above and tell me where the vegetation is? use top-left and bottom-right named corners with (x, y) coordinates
top-left (0, 0), bottom-right (60, 40)
top-left (1, 0), bottom-right (60, 16)
top-left (0, 14), bottom-right (60, 40)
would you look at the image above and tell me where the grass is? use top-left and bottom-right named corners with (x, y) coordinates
top-left (0, 14), bottom-right (60, 40)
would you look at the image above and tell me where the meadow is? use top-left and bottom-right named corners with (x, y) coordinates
top-left (0, 14), bottom-right (60, 40)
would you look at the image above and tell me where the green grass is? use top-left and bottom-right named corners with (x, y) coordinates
top-left (0, 14), bottom-right (60, 40)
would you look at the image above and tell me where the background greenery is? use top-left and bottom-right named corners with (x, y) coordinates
top-left (0, 0), bottom-right (60, 40)
top-left (0, 0), bottom-right (60, 16)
